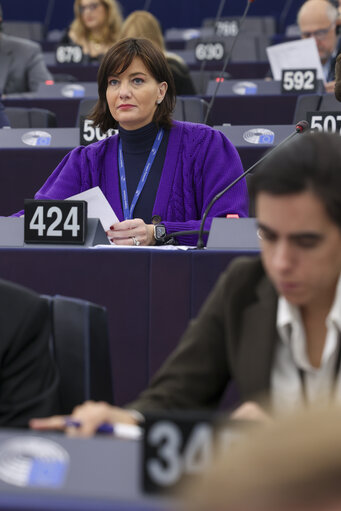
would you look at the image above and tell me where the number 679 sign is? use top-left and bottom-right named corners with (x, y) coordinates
top-left (24, 200), bottom-right (87, 244)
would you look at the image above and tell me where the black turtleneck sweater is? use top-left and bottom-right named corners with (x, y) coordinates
top-left (118, 122), bottom-right (170, 224)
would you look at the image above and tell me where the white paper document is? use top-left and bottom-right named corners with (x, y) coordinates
top-left (266, 38), bottom-right (325, 82)
top-left (66, 186), bottom-right (119, 231)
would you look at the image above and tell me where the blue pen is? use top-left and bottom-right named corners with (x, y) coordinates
top-left (64, 418), bottom-right (114, 434)
top-left (64, 418), bottom-right (142, 439)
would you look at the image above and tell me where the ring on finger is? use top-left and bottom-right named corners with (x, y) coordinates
top-left (132, 236), bottom-right (141, 246)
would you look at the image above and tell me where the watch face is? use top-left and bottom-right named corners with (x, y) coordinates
top-left (155, 224), bottom-right (166, 239)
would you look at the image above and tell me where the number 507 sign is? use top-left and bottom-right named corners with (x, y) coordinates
top-left (24, 200), bottom-right (87, 244)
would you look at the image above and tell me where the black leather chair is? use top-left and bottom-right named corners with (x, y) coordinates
top-left (4, 107), bottom-right (57, 128)
top-left (293, 93), bottom-right (341, 124)
top-left (293, 94), bottom-right (322, 124)
top-left (44, 294), bottom-right (114, 414)
top-left (2, 21), bottom-right (44, 41)
top-left (172, 96), bottom-right (209, 123)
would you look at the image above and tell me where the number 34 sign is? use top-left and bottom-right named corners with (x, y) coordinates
top-left (24, 200), bottom-right (87, 244)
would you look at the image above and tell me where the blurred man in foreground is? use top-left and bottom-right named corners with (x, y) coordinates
top-left (298, 0), bottom-right (341, 92)
top-left (186, 404), bottom-right (341, 511)
top-left (31, 130), bottom-right (341, 435)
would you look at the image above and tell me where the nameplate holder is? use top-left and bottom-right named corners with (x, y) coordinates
top-left (24, 200), bottom-right (87, 245)
top-left (207, 217), bottom-right (260, 250)
top-left (55, 45), bottom-right (83, 64)
top-left (307, 111), bottom-right (341, 133)
top-left (281, 69), bottom-right (318, 94)
top-left (194, 41), bottom-right (225, 62)
top-left (142, 410), bottom-right (246, 495)
top-left (80, 116), bottom-right (117, 146)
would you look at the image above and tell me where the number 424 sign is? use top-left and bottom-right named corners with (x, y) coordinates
top-left (24, 200), bottom-right (87, 244)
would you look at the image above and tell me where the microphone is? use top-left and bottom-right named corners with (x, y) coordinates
top-left (195, 120), bottom-right (309, 249)
top-left (335, 53), bottom-right (341, 102)
top-left (204, 0), bottom-right (256, 125)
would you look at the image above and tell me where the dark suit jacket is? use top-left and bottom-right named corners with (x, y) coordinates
top-left (0, 33), bottom-right (52, 94)
top-left (129, 256), bottom-right (278, 412)
top-left (0, 279), bottom-right (59, 427)
top-left (327, 37), bottom-right (341, 82)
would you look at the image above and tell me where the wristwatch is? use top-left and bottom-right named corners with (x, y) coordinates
top-left (153, 223), bottom-right (167, 244)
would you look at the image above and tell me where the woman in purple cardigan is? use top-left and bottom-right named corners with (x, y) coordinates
top-left (24, 38), bottom-right (248, 246)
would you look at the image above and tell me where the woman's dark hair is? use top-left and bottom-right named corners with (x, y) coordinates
top-left (89, 38), bottom-right (176, 131)
top-left (249, 131), bottom-right (341, 228)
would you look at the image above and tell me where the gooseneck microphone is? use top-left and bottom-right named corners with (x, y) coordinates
top-left (204, 0), bottom-right (256, 125)
top-left (195, 120), bottom-right (310, 249)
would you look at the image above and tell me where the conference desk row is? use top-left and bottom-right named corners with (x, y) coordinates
top-left (47, 61), bottom-right (270, 81)
top-left (3, 91), bottom-right (299, 128)
top-left (0, 246), bottom-right (258, 406)
top-left (0, 124), bottom-right (296, 217)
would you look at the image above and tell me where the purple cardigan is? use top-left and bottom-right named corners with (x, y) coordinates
top-left (16, 121), bottom-right (248, 245)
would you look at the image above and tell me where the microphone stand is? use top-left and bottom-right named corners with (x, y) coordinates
top-left (204, 0), bottom-right (255, 125)
top-left (143, 0), bottom-right (152, 11)
top-left (196, 122), bottom-right (309, 249)
top-left (278, 0), bottom-right (295, 35)
top-left (199, 0), bottom-right (227, 92)
top-left (43, 0), bottom-right (56, 40)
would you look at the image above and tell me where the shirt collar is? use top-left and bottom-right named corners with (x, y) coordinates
top-left (327, 274), bottom-right (341, 332)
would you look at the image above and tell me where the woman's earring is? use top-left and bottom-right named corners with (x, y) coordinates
top-left (157, 99), bottom-right (162, 105)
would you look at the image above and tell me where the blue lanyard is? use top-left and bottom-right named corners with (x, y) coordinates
top-left (118, 128), bottom-right (164, 220)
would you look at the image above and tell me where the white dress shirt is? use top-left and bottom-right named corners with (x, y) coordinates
top-left (271, 275), bottom-right (341, 415)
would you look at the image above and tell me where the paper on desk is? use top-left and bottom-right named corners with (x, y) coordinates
top-left (66, 186), bottom-right (119, 231)
top-left (266, 38), bottom-right (324, 82)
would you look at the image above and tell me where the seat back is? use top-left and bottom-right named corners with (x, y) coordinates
top-left (2, 21), bottom-right (44, 41)
top-left (44, 294), bottom-right (114, 414)
top-left (4, 107), bottom-right (57, 128)
top-left (172, 96), bottom-right (209, 123)
top-left (77, 98), bottom-right (97, 126)
top-left (319, 94), bottom-right (341, 111)
top-left (293, 94), bottom-right (322, 124)
top-left (293, 94), bottom-right (341, 124)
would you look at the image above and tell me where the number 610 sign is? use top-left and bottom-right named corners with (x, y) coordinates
top-left (24, 200), bottom-right (87, 244)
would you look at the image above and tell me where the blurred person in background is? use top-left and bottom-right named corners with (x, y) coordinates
top-left (60, 0), bottom-right (123, 62)
top-left (120, 10), bottom-right (196, 95)
top-left (298, 0), bottom-right (341, 92)
top-left (0, 3), bottom-right (53, 95)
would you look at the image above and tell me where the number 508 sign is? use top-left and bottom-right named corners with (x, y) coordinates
top-left (24, 200), bottom-right (87, 244)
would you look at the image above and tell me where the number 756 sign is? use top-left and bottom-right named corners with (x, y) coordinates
top-left (24, 200), bottom-right (87, 244)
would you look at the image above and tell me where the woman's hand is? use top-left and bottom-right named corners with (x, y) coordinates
top-left (29, 401), bottom-right (138, 437)
top-left (106, 219), bottom-right (155, 246)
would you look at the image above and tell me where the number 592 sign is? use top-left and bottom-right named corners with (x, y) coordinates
top-left (24, 200), bottom-right (87, 244)
top-left (281, 69), bottom-right (317, 94)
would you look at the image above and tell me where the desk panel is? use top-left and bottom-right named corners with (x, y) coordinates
top-left (0, 430), bottom-right (173, 511)
top-left (1, 147), bottom-right (70, 216)
top-left (0, 247), bottom-right (258, 405)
